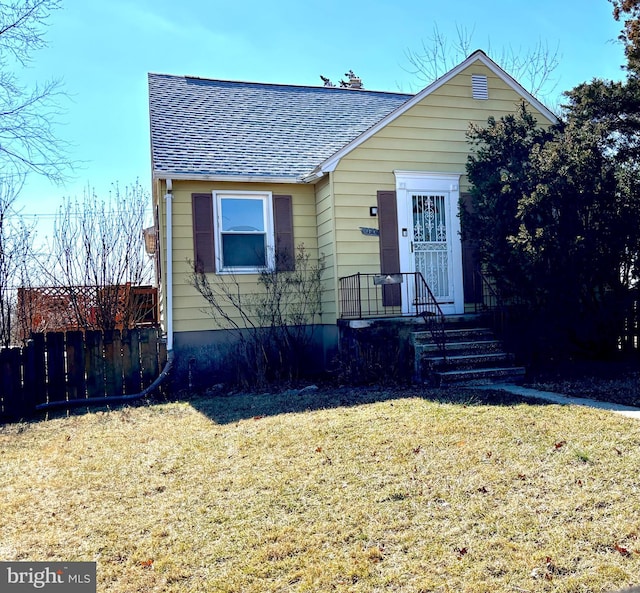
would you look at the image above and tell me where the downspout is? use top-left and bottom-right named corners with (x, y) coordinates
top-left (36, 179), bottom-right (175, 412)
top-left (164, 178), bottom-right (174, 353)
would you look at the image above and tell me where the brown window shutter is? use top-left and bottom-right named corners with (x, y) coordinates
top-left (461, 192), bottom-right (481, 303)
top-left (377, 190), bottom-right (401, 306)
top-left (192, 193), bottom-right (215, 273)
top-left (273, 194), bottom-right (294, 271)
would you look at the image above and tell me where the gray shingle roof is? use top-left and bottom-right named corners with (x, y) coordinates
top-left (148, 74), bottom-right (413, 180)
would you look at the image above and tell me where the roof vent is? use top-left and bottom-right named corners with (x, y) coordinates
top-left (471, 74), bottom-right (488, 100)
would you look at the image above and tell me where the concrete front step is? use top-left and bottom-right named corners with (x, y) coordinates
top-left (439, 314), bottom-right (488, 326)
top-left (418, 339), bottom-right (503, 355)
top-left (436, 366), bottom-right (527, 386)
top-left (412, 317), bottom-right (525, 386)
top-left (413, 327), bottom-right (494, 345)
top-left (422, 351), bottom-right (513, 371)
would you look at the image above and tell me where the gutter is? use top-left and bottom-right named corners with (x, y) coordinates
top-left (300, 169), bottom-right (327, 184)
top-left (36, 179), bottom-right (176, 412)
top-left (152, 172), bottom-right (299, 184)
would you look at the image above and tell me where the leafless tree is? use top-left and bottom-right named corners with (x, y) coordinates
top-left (0, 0), bottom-right (76, 346)
top-left (0, 176), bottom-right (34, 346)
top-left (404, 24), bottom-right (560, 103)
top-left (43, 181), bottom-right (153, 331)
top-left (0, 0), bottom-right (70, 182)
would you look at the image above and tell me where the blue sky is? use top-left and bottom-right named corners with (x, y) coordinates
top-left (16, 0), bottom-right (627, 234)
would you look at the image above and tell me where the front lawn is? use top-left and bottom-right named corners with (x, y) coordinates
top-left (1, 387), bottom-right (639, 592)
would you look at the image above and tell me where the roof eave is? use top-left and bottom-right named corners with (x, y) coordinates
top-left (152, 171), bottom-right (304, 184)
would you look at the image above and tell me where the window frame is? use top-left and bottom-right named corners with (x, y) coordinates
top-left (212, 190), bottom-right (274, 273)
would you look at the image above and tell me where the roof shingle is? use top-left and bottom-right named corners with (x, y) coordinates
top-left (148, 74), bottom-right (412, 180)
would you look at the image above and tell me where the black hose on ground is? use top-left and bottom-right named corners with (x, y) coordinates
top-left (34, 351), bottom-right (174, 411)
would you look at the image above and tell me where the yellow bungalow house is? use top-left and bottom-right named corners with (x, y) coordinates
top-left (148, 50), bottom-right (557, 383)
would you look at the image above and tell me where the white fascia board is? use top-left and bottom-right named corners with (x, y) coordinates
top-left (152, 171), bottom-right (301, 184)
top-left (314, 50), bottom-right (559, 175)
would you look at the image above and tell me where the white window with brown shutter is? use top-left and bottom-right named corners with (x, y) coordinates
top-left (192, 192), bottom-right (294, 274)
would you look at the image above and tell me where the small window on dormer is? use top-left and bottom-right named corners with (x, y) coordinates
top-left (471, 74), bottom-right (488, 100)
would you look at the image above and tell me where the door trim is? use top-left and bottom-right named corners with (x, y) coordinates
top-left (394, 171), bottom-right (464, 315)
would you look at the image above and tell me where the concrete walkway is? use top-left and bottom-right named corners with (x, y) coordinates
top-left (477, 383), bottom-right (640, 419)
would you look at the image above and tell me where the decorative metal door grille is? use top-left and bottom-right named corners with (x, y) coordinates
top-left (412, 193), bottom-right (450, 300)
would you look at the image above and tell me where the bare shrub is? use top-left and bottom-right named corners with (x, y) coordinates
top-left (190, 244), bottom-right (324, 387)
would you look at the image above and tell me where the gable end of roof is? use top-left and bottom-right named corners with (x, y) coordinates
top-left (312, 50), bottom-right (559, 176)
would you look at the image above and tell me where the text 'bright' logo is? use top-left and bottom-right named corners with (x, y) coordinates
top-left (0, 562), bottom-right (96, 592)
top-left (7, 566), bottom-right (64, 588)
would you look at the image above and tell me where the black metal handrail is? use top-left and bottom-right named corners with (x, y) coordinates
top-left (339, 272), bottom-right (446, 351)
top-left (473, 269), bottom-right (501, 313)
top-left (474, 269), bottom-right (517, 341)
top-left (413, 273), bottom-right (446, 352)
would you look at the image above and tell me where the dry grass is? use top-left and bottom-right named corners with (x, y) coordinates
top-left (1, 387), bottom-right (640, 592)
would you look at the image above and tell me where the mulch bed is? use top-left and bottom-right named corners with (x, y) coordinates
top-left (526, 360), bottom-right (640, 407)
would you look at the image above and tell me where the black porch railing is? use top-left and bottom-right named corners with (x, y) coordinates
top-left (472, 269), bottom-right (500, 313)
top-left (339, 272), bottom-right (446, 350)
top-left (471, 269), bottom-right (533, 351)
top-left (471, 269), bottom-right (507, 339)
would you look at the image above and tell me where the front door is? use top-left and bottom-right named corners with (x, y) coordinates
top-left (412, 192), bottom-right (452, 302)
top-left (396, 172), bottom-right (464, 315)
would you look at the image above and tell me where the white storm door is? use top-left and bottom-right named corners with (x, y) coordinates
top-left (411, 192), bottom-right (453, 304)
top-left (396, 172), bottom-right (464, 315)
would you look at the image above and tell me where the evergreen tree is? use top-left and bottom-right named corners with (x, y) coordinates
top-left (463, 0), bottom-right (640, 358)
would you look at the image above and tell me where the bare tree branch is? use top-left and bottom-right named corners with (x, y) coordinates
top-left (0, 175), bottom-right (34, 346)
top-left (403, 24), bottom-right (560, 103)
top-left (0, 0), bottom-right (71, 182)
top-left (189, 245), bottom-right (325, 386)
top-left (41, 181), bottom-right (153, 331)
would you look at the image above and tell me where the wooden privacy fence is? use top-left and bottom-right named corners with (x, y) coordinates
top-left (0, 328), bottom-right (167, 422)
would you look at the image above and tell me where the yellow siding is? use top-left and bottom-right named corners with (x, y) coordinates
top-left (156, 180), bottom-right (318, 334)
top-left (314, 176), bottom-right (337, 320)
top-left (331, 61), bottom-right (556, 284)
